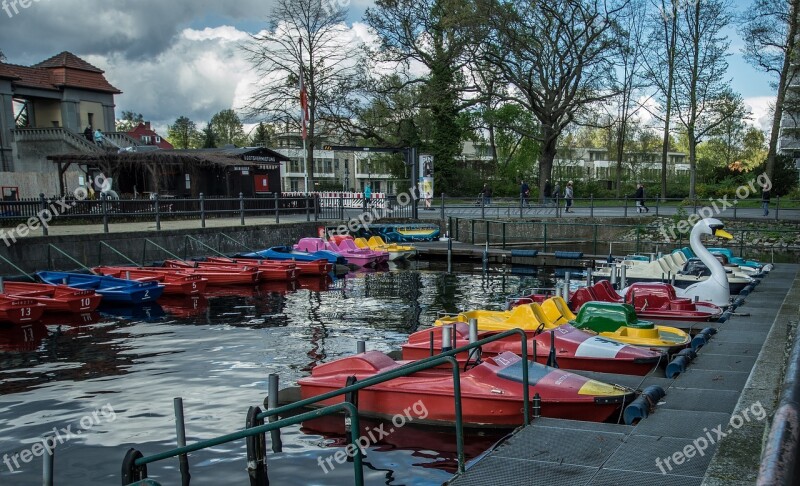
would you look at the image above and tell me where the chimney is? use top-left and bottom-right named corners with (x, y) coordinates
top-left (145, 121), bottom-right (151, 130)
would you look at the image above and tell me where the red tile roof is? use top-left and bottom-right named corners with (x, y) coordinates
top-left (128, 123), bottom-right (175, 150)
top-left (0, 51), bottom-right (121, 94)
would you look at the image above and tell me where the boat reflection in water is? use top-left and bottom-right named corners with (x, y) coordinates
top-left (98, 302), bottom-right (166, 321)
top-left (298, 413), bottom-right (507, 474)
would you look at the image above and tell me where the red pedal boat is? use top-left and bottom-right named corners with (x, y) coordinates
top-left (161, 260), bottom-right (260, 285)
top-left (298, 350), bottom-right (636, 426)
top-left (0, 296), bottom-right (46, 324)
top-left (571, 281), bottom-right (723, 321)
top-left (94, 267), bottom-right (208, 295)
top-left (207, 256), bottom-right (331, 277)
top-left (402, 323), bottom-right (663, 376)
top-left (199, 257), bottom-right (299, 281)
top-left (3, 281), bottom-right (102, 313)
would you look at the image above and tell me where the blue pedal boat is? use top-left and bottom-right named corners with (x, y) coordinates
top-left (237, 246), bottom-right (347, 265)
top-left (37, 271), bottom-right (164, 304)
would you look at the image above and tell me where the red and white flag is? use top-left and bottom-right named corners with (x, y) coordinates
top-left (299, 39), bottom-right (309, 140)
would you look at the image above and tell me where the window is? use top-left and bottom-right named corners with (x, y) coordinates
top-left (324, 160), bottom-right (332, 173)
top-left (185, 174), bottom-right (191, 190)
top-left (88, 113), bottom-right (94, 128)
top-left (155, 136), bottom-right (161, 143)
top-left (334, 159), bottom-right (339, 171)
top-left (290, 179), bottom-right (299, 192)
top-left (141, 135), bottom-right (152, 144)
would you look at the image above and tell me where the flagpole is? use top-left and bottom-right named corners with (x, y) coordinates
top-left (303, 137), bottom-right (308, 193)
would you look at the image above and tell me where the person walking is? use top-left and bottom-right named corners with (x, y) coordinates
top-left (543, 179), bottom-right (552, 205)
top-left (84, 125), bottom-right (93, 142)
top-left (564, 181), bottom-right (574, 213)
top-left (762, 188), bottom-right (770, 216)
top-left (634, 182), bottom-right (649, 213)
top-left (481, 183), bottom-right (492, 206)
top-left (520, 179), bottom-right (530, 207)
top-left (93, 128), bottom-right (104, 146)
top-left (364, 183), bottom-right (372, 209)
top-left (552, 181), bottom-right (560, 208)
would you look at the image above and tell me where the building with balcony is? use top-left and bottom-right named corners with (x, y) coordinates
top-left (0, 52), bottom-right (139, 197)
top-left (553, 147), bottom-right (689, 187)
top-left (273, 130), bottom-right (400, 194)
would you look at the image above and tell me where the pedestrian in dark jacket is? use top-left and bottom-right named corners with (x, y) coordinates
top-left (634, 183), bottom-right (649, 213)
top-left (762, 189), bottom-right (770, 216)
top-left (520, 180), bottom-right (530, 207)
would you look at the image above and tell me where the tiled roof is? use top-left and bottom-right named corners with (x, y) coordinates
top-left (0, 51), bottom-right (121, 94)
top-left (34, 51), bottom-right (103, 73)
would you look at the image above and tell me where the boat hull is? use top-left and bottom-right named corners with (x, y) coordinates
top-left (299, 351), bottom-right (635, 426)
top-left (37, 271), bottom-right (164, 304)
top-left (3, 282), bottom-right (102, 313)
top-left (403, 323), bottom-right (663, 376)
top-left (0, 297), bottom-right (46, 324)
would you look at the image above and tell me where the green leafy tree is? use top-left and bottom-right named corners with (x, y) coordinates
top-left (740, 0), bottom-right (800, 180)
top-left (115, 111), bottom-right (144, 132)
top-left (201, 122), bottom-right (217, 149)
top-left (363, 0), bottom-right (481, 194)
top-left (250, 122), bottom-right (275, 147)
top-left (209, 109), bottom-right (247, 147)
top-left (167, 116), bottom-right (198, 149)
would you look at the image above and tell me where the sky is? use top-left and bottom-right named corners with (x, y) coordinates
top-left (0, 0), bottom-right (777, 138)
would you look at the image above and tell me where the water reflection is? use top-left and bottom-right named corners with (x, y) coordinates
top-left (0, 264), bottom-right (551, 485)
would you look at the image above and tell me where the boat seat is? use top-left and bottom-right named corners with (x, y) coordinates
top-left (540, 299), bottom-right (570, 326)
top-left (569, 287), bottom-right (597, 309)
top-left (595, 280), bottom-right (623, 301)
top-left (495, 357), bottom-right (552, 384)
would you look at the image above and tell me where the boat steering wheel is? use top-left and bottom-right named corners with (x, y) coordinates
top-left (464, 347), bottom-right (482, 371)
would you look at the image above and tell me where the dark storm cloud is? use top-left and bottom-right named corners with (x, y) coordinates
top-left (0, 0), bottom-right (274, 62)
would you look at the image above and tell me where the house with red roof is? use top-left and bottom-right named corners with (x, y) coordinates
top-left (128, 122), bottom-right (173, 150)
top-left (0, 51), bottom-right (136, 196)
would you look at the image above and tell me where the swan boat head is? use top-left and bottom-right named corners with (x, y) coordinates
top-left (678, 218), bottom-right (735, 306)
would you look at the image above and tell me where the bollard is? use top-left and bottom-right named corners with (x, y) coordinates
top-left (563, 271), bottom-right (571, 302)
top-left (447, 237), bottom-right (453, 274)
top-left (610, 263), bottom-right (618, 289)
top-left (532, 393), bottom-right (541, 418)
top-left (357, 340), bottom-right (366, 354)
top-left (199, 193), bottom-right (206, 228)
top-left (267, 374), bottom-right (283, 453)
top-left (670, 273), bottom-right (676, 287)
top-left (468, 319), bottom-right (478, 344)
top-left (39, 193), bottom-right (49, 236)
top-left (441, 325), bottom-right (453, 353)
top-left (42, 436), bottom-right (54, 486)
top-left (155, 193), bottom-right (161, 231)
top-left (174, 398), bottom-right (191, 486)
top-left (239, 192), bottom-right (245, 225)
top-left (585, 268), bottom-right (593, 287)
top-left (101, 192), bottom-right (109, 234)
top-left (620, 264), bottom-right (627, 289)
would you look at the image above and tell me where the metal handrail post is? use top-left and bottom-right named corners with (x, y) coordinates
top-left (200, 193), bottom-right (206, 228)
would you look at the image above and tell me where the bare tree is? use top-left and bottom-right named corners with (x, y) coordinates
top-left (481, 0), bottom-right (625, 199)
top-left (612, 0), bottom-right (649, 196)
top-left (741, 0), bottom-right (800, 179)
top-left (643, 0), bottom-right (680, 201)
top-left (243, 0), bottom-right (358, 191)
top-left (672, 0), bottom-right (744, 198)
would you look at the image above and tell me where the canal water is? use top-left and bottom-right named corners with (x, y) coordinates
top-left (0, 262), bottom-right (553, 485)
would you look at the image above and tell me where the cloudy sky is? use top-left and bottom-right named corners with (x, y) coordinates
top-left (0, 0), bottom-right (776, 136)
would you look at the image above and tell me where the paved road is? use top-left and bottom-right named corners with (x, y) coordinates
top-left (2, 203), bottom-right (796, 241)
